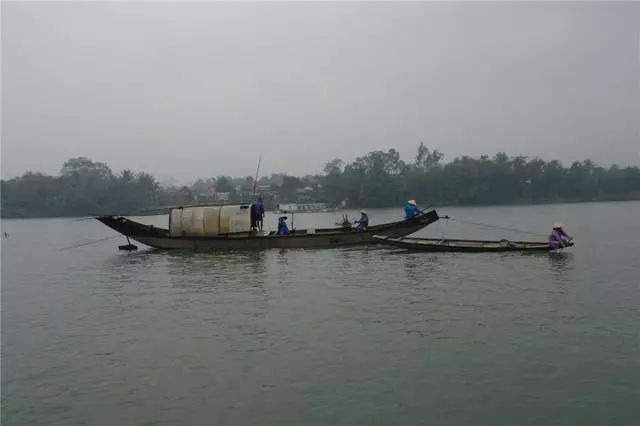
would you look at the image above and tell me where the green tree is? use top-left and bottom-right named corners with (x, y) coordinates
top-left (215, 176), bottom-right (234, 193)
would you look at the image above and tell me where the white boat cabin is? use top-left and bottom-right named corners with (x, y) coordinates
top-left (169, 204), bottom-right (252, 237)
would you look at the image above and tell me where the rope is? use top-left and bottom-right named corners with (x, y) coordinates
top-left (59, 235), bottom-right (121, 251)
top-left (446, 217), bottom-right (548, 237)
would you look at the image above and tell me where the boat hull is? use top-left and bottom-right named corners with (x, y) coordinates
top-left (373, 236), bottom-right (574, 253)
top-left (96, 210), bottom-right (440, 251)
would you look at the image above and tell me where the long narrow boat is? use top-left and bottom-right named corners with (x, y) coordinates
top-left (96, 205), bottom-right (440, 251)
top-left (373, 235), bottom-right (574, 253)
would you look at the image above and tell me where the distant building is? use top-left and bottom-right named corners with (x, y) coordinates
top-left (269, 174), bottom-right (286, 187)
top-left (196, 187), bottom-right (217, 203)
top-left (277, 202), bottom-right (328, 213)
top-left (215, 192), bottom-right (230, 201)
top-left (259, 174), bottom-right (284, 187)
top-left (257, 184), bottom-right (273, 193)
top-left (173, 186), bottom-right (198, 205)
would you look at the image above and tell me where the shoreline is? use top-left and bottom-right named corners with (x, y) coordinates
top-left (2, 197), bottom-right (639, 220)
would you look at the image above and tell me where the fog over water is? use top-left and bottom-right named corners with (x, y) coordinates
top-left (2, 2), bottom-right (639, 183)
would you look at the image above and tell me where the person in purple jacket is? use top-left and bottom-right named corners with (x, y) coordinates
top-left (548, 223), bottom-right (573, 250)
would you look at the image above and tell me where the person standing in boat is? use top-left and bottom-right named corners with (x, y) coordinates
top-left (548, 223), bottom-right (573, 249)
top-left (277, 216), bottom-right (289, 235)
top-left (254, 196), bottom-right (265, 231)
top-left (404, 200), bottom-right (421, 220)
top-left (354, 210), bottom-right (369, 231)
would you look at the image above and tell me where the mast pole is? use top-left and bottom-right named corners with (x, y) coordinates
top-left (251, 155), bottom-right (262, 200)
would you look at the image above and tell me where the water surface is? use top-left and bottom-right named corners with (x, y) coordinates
top-left (2, 202), bottom-right (639, 425)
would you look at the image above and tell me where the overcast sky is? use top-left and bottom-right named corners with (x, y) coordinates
top-left (2, 1), bottom-right (639, 183)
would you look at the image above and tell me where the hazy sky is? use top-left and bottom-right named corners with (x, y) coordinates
top-left (2, 1), bottom-right (639, 183)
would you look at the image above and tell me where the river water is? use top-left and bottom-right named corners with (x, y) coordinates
top-left (2, 202), bottom-right (639, 425)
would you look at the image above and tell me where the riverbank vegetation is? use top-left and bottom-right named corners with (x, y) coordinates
top-left (2, 144), bottom-right (639, 218)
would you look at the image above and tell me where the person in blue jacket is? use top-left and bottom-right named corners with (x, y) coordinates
top-left (354, 210), bottom-right (369, 231)
top-left (277, 216), bottom-right (289, 235)
top-left (254, 196), bottom-right (265, 231)
top-left (404, 200), bottom-right (421, 220)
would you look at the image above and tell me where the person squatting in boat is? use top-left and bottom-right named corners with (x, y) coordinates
top-left (354, 210), bottom-right (369, 231)
top-left (548, 223), bottom-right (573, 249)
top-left (404, 199), bottom-right (421, 219)
top-left (277, 216), bottom-right (289, 235)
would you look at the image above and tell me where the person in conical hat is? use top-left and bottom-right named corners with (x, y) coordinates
top-left (549, 222), bottom-right (572, 249)
top-left (354, 209), bottom-right (369, 231)
top-left (404, 199), bottom-right (420, 220)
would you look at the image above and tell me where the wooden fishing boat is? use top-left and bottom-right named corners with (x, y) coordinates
top-left (96, 205), bottom-right (440, 251)
top-left (373, 235), bottom-right (574, 253)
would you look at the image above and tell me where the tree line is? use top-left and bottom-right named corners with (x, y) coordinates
top-left (321, 143), bottom-right (640, 207)
top-left (2, 144), bottom-right (640, 218)
top-left (1, 157), bottom-right (167, 218)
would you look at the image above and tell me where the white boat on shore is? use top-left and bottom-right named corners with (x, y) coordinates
top-left (275, 202), bottom-right (337, 214)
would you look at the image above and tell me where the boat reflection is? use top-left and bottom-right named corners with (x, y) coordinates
top-left (100, 249), bottom-right (269, 293)
top-left (548, 251), bottom-right (574, 280)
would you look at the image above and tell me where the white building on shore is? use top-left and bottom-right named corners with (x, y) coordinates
top-left (276, 203), bottom-right (330, 213)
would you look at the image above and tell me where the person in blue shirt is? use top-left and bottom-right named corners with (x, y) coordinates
top-left (404, 199), bottom-right (421, 220)
top-left (354, 210), bottom-right (369, 231)
top-left (277, 216), bottom-right (289, 235)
